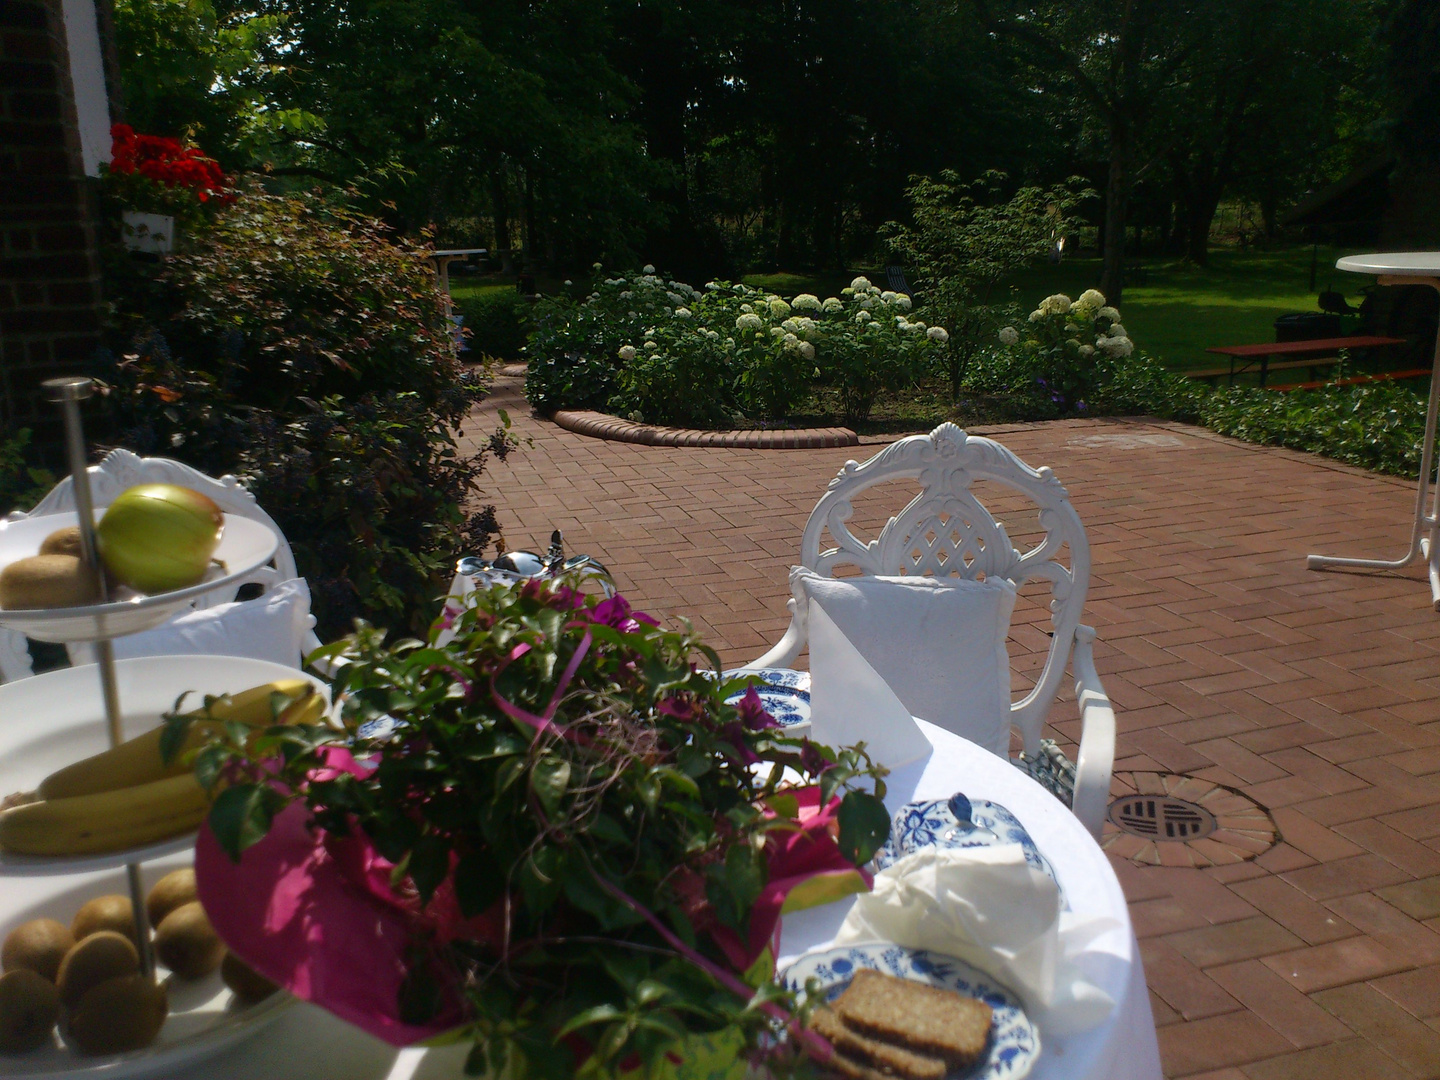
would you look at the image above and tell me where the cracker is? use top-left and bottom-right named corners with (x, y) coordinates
top-left (810, 1006), bottom-right (948, 1080)
top-left (833, 969), bottom-right (993, 1068)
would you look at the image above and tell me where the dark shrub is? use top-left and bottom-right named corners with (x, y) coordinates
top-left (100, 186), bottom-right (512, 639)
top-left (452, 289), bottom-right (533, 361)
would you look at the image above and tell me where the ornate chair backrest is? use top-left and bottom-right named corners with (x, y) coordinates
top-left (0, 449), bottom-right (297, 682)
top-left (798, 422), bottom-right (1089, 754)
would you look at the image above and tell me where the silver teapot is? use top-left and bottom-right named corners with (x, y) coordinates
top-left (456, 530), bottom-right (615, 597)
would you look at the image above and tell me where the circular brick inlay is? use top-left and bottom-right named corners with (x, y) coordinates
top-left (1101, 771), bottom-right (1279, 868)
top-left (551, 409), bottom-right (858, 450)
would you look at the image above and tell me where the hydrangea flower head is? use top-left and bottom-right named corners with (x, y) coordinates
top-left (926, 326), bottom-right (949, 343)
top-left (1075, 289), bottom-right (1106, 312)
top-left (1098, 306), bottom-right (1121, 322)
top-left (618, 345), bottom-right (637, 361)
top-left (643, 264), bottom-right (656, 274)
top-left (895, 295), bottom-right (912, 311)
top-left (735, 312), bottom-right (763, 331)
top-left (792, 294), bottom-right (822, 312)
top-left (822, 296), bottom-right (843, 313)
top-left (1039, 293), bottom-right (1072, 316)
top-left (769, 298), bottom-right (791, 317)
top-left (998, 326), bottom-right (1020, 345)
top-left (850, 276), bottom-right (873, 292)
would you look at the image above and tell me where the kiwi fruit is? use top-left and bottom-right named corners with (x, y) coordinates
top-left (38, 527), bottom-right (83, 558)
top-left (221, 952), bottom-right (277, 1003)
top-left (154, 903), bottom-right (224, 980)
top-left (65, 974), bottom-right (166, 1056)
top-left (56, 932), bottom-right (139, 1011)
top-left (71, 895), bottom-right (136, 945)
top-left (2, 919), bottom-right (74, 984)
top-left (145, 868), bottom-right (198, 928)
top-left (0, 969), bottom-right (60, 1054)
top-left (0, 555), bottom-right (100, 610)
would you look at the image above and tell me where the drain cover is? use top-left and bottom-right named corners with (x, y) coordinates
top-left (1108, 796), bottom-right (1216, 840)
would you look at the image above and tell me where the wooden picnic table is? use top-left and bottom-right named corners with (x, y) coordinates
top-left (1199, 334), bottom-right (1406, 387)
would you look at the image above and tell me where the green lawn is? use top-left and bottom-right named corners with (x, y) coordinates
top-left (997, 246), bottom-right (1370, 371)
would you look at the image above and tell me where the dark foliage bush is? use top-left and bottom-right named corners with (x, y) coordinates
top-left (100, 186), bottom-right (511, 639)
top-left (0, 430), bottom-right (56, 515)
top-left (1200, 381), bottom-right (1427, 478)
top-left (452, 289), bottom-right (533, 361)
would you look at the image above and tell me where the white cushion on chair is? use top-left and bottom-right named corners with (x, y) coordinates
top-left (68, 578), bottom-right (313, 669)
top-left (792, 569), bottom-right (1017, 757)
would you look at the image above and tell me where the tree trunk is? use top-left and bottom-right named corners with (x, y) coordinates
top-left (1099, 124), bottom-right (1131, 304)
top-left (491, 169), bottom-right (513, 276)
top-left (1184, 188), bottom-right (1222, 266)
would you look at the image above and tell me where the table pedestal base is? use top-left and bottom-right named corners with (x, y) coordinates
top-left (1307, 274), bottom-right (1440, 611)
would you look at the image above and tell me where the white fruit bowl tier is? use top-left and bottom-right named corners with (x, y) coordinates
top-left (0, 851), bottom-right (293, 1079)
top-left (0, 510), bottom-right (279, 643)
top-left (0, 656), bottom-right (330, 876)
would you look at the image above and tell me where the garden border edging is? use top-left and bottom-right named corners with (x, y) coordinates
top-left (552, 410), bottom-right (858, 449)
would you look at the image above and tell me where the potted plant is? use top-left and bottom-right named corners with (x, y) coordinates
top-left (102, 125), bottom-right (233, 254)
top-left (175, 579), bottom-right (894, 1078)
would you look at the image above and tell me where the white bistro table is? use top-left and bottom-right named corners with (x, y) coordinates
top-left (1311, 252), bottom-right (1440, 609)
top-left (189, 719), bottom-right (1160, 1080)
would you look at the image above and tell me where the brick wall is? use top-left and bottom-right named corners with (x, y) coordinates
top-left (0, 0), bottom-right (105, 441)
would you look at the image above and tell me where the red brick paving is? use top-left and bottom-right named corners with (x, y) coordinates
top-left (462, 372), bottom-right (1440, 1078)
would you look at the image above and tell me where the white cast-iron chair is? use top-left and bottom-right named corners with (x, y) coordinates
top-left (747, 422), bottom-right (1116, 838)
top-left (0, 449), bottom-right (321, 683)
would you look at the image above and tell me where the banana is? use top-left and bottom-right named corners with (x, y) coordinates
top-left (0, 773), bottom-right (210, 856)
top-left (38, 679), bottom-right (320, 801)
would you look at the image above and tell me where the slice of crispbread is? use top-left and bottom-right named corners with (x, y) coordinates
top-left (810, 1006), bottom-right (948, 1080)
top-left (822, 1048), bottom-right (893, 1080)
top-left (833, 969), bottom-right (993, 1068)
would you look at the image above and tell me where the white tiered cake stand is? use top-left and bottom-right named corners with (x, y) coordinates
top-left (0, 377), bottom-right (300, 1076)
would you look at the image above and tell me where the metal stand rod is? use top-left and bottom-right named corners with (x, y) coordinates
top-left (45, 377), bottom-right (157, 979)
top-left (1307, 277), bottom-right (1440, 612)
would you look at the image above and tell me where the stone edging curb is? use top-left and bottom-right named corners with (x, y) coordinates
top-left (552, 410), bottom-right (859, 449)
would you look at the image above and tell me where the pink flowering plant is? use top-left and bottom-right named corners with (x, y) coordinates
top-left (170, 578), bottom-right (891, 1078)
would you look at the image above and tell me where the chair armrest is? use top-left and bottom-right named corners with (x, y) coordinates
top-left (1071, 624), bottom-right (1115, 841)
top-left (745, 617), bottom-right (805, 671)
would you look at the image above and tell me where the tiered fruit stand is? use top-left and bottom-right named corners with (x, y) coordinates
top-left (0, 378), bottom-right (302, 1076)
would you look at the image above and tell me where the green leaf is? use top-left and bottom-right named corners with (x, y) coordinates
top-left (837, 791), bottom-right (891, 865)
top-left (555, 1004), bottom-right (625, 1039)
top-left (158, 712), bottom-right (195, 766)
top-left (453, 849), bottom-right (506, 917)
top-left (208, 783), bottom-right (277, 861)
top-left (409, 832), bottom-right (451, 904)
top-left (530, 755), bottom-right (571, 818)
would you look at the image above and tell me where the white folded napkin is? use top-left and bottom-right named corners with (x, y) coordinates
top-left (807, 600), bottom-right (933, 770)
top-left (832, 844), bottom-right (1118, 1035)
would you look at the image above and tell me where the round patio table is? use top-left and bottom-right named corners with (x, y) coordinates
top-left (1310, 252), bottom-right (1440, 610)
top-left (190, 718), bottom-right (1160, 1080)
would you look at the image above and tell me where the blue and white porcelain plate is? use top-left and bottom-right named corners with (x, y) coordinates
top-left (780, 944), bottom-right (1040, 1079)
top-left (875, 795), bottom-right (1066, 907)
top-left (720, 667), bottom-right (811, 729)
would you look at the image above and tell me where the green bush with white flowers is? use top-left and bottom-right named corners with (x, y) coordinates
top-left (526, 266), bottom-right (948, 426)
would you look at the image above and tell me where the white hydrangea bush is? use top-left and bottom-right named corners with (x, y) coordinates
top-left (991, 289), bottom-right (1136, 414)
top-left (535, 269), bottom-right (949, 425)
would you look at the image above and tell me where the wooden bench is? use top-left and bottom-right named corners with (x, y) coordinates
top-left (1194, 335), bottom-right (1407, 388)
top-left (1269, 368), bottom-right (1432, 392)
top-left (1188, 356), bottom-right (1342, 385)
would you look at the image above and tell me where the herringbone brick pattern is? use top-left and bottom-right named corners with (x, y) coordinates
top-left (461, 373), bottom-right (1440, 1079)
